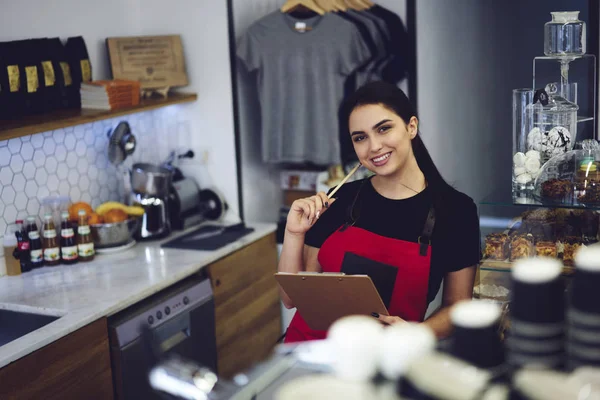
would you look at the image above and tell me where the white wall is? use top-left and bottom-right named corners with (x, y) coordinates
top-left (0, 0), bottom-right (240, 221)
top-left (416, 0), bottom-right (501, 204)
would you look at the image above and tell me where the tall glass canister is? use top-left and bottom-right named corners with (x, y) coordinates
top-left (513, 88), bottom-right (535, 194)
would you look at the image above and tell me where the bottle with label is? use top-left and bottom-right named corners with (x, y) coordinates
top-left (77, 210), bottom-right (95, 262)
top-left (60, 211), bottom-right (78, 264)
top-left (42, 213), bottom-right (60, 266)
top-left (3, 225), bottom-right (20, 276)
top-left (14, 219), bottom-right (32, 273)
top-left (26, 216), bottom-right (44, 269)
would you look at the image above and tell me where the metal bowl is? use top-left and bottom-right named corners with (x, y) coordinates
top-left (90, 218), bottom-right (140, 249)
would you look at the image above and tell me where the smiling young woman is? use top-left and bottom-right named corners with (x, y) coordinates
top-left (278, 81), bottom-right (481, 342)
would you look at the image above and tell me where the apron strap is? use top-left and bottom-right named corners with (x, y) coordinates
top-left (418, 207), bottom-right (435, 256)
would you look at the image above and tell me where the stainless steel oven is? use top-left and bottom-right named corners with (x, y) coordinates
top-left (109, 274), bottom-right (217, 400)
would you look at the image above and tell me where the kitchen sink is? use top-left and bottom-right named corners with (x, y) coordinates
top-left (0, 310), bottom-right (60, 347)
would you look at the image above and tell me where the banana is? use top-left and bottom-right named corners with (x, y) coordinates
top-left (96, 202), bottom-right (145, 217)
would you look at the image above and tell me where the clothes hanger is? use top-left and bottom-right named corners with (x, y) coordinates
top-left (281, 0), bottom-right (326, 15)
top-left (332, 0), bottom-right (349, 11)
top-left (315, 0), bottom-right (344, 12)
top-left (344, 0), bottom-right (370, 10)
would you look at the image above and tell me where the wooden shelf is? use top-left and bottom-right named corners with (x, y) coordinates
top-left (0, 92), bottom-right (197, 141)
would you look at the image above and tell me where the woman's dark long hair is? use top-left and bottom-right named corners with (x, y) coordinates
top-left (340, 81), bottom-right (449, 190)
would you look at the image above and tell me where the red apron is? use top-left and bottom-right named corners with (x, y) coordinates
top-left (285, 183), bottom-right (435, 343)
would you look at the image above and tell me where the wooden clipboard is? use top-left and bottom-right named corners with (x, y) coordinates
top-left (275, 272), bottom-right (389, 331)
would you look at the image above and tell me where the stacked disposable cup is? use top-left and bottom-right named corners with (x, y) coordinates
top-left (567, 246), bottom-right (600, 370)
top-left (507, 257), bottom-right (566, 369)
top-left (448, 300), bottom-right (505, 369)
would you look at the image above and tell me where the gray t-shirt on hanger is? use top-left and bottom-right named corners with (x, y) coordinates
top-left (237, 11), bottom-right (371, 165)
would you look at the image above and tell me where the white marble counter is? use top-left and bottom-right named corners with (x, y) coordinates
top-left (0, 222), bottom-right (277, 369)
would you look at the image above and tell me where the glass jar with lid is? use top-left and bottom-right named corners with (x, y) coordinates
top-left (544, 11), bottom-right (586, 58)
top-left (525, 83), bottom-right (578, 166)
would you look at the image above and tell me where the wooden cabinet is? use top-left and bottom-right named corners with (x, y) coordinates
top-left (0, 318), bottom-right (114, 400)
top-left (207, 233), bottom-right (282, 378)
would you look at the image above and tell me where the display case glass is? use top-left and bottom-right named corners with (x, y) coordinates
top-left (478, 191), bottom-right (597, 275)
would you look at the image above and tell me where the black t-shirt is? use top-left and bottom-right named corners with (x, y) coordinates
top-left (304, 178), bottom-right (481, 304)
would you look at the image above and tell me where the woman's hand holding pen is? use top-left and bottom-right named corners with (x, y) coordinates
top-left (286, 192), bottom-right (335, 235)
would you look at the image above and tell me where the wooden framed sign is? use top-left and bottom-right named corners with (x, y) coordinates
top-left (106, 35), bottom-right (188, 89)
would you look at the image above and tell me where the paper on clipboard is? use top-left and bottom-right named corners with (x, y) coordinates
top-left (275, 272), bottom-right (389, 331)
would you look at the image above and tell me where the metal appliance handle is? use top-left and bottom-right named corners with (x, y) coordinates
top-left (153, 311), bottom-right (192, 353)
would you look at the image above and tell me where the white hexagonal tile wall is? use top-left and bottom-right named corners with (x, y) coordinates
top-left (8, 138), bottom-right (21, 155)
top-left (31, 134), bottom-right (44, 149)
top-left (84, 131), bottom-right (96, 146)
top-left (12, 174), bottom-right (25, 192)
top-left (64, 134), bottom-right (76, 151)
top-left (14, 193), bottom-right (28, 212)
top-left (27, 198), bottom-right (40, 216)
top-left (74, 125), bottom-right (85, 140)
top-left (99, 186), bottom-right (110, 202)
top-left (53, 129), bottom-right (65, 144)
top-left (76, 158), bottom-right (88, 174)
top-left (89, 181), bottom-right (99, 197)
top-left (81, 192), bottom-right (92, 204)
top-left (69, 186), bottom-right (81, 201)
top-left (21, 142), bottom-right (34, 161)
top-left (68, 169), bottom-right (79, 186)
top-left (0, 110), bottom-right (173, 228)
top-left (66, 152), bottom-right (78, 169)
top-left (33, 149), bottom-right (45, 168)
top-left (75, 141), bottom-right (87, 157)
top-left (58, 181), bottom-right (70, 197)
top-left (2, 186), bottom-right (16, 204)
top-left (43, 139), bottom-right (56, 156)
top-left (56, 164), bottom-right (68, 180)
top-left (0, 166), bottom-right (12, 186)
top-left (10, 154), bottom-right (24, 173)
top-left (45, 157), bottom-right (58, 175)
top-left (54, 144), bottom-right (67, 163)
top-left (25, 181), bottom-right (38, 198)
top-left (0, 147), bottom-right (10, 167)
top-left (79, 175), bottom-right (90, 192)
top-left (35, 169), bottom-right (48, 186)
top-left (88, 165), bottom-right (98, 180)
top-left (47, 175), bottom-right (59, 192)
top-left (4, 204), bottom-right (17, 224)
top-left (22, 161), bottom-right (36, 180)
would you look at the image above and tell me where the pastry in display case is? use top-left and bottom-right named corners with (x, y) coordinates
top-left (533, 144), bottom-right (600, 206)
top-left (480, 205), bottom-right (598, 273)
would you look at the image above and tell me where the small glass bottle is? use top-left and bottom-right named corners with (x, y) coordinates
top-left (26, 216), bottom-right (44, 269)
top-left (77, 210), bottom-right (95, 262)
top-left (14, 219), bottom-right (32, 273)
top-left (42, 213), bottom-right (60, 266)
top-left (60, 211), bottom-right (78, 265)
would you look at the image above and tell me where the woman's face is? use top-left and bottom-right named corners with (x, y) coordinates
top-left (349, 104), bottom-right (418, 176)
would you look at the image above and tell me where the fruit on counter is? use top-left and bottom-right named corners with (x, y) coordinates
top-left (103, 209), bottom-right (129, 223)
top-left (68, 202), bottom-right (94, 221)
top-left (95, 201), bottom-right (144, 217)
top-left (88, 212), bottom-right (104, 225)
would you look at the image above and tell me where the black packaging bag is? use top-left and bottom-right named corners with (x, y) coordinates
top-left (36, 38), bottom-right (62, 113)
top-left (19, 39), bottom-right (45, 115)
top-left (65, 36), bottom-right (92, 108)
top-left (0, 40), bottom-right (26, 119)
top-left (47, 37), bottom-right (75, 109)
top-left (0, 42), bottom-right (8, 119)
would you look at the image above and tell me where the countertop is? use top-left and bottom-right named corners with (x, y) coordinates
top-left (0, 222), bottom-right (277, 369)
